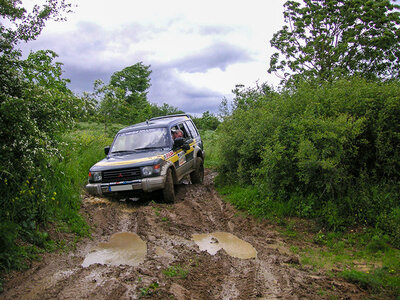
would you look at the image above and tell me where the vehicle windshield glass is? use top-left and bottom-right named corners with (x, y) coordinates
top-left (110, 128), bottom-right (169, 153)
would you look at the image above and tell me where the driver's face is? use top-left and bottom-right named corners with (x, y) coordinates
top-left (173, 131), bottom-right (182, 139)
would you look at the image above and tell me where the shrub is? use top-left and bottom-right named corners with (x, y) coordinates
top-left (216, 78), bottom-right (400, 244)
top-left (0, 124), bottom-right (112, 272)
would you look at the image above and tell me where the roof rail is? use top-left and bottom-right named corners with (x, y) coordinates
top-left (149, 114), bottom-right (191, 121)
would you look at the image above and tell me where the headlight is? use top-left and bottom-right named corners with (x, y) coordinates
top-left (141, 164), bottom-right (161, 177)
top-left (89, 171), bottom-right (102, 182)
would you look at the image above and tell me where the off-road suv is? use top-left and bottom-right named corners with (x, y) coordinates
top-left (85, 114), bottom-right (205, 202)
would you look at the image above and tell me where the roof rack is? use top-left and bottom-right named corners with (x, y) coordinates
top-left (149, 114), bottom-right (191, 121)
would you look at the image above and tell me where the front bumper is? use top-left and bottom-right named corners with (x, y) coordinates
top-left (86, 175), bottom-right (166, 196)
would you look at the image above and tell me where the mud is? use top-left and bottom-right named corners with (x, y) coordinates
top-left (2, 170), bottom-right (367, 299)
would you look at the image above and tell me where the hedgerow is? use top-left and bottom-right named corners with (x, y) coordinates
top-left (216, 78), bottom-right (400, 246)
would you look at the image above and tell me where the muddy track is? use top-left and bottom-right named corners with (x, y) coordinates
top-left (2, 170), bottom-right (366, 299)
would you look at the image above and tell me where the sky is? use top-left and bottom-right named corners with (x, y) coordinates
top-left (20, 0), bottom-right (287, 115)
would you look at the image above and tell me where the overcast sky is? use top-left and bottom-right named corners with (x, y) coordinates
top-left (20, 0), bottom-right (286, 115)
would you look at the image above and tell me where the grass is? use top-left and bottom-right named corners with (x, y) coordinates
top-left (216, 183), bottom-right (400, 299)
top-left (199, 129), bottom-right (218, 169)
top-left (341, 268), bottom-right (400, 295)
top-left (286, 230), bottom-right (400, 298)
top-left (139, 281), bottom-right (159, 297)
top-left (162, 264), bottom-right (189, 279)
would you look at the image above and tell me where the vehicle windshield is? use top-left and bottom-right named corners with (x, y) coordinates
top-left (110, 128), bottom-right (169, 154)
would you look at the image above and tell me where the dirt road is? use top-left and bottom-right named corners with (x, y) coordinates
top-left (2, 170), bottom-right (366, 299)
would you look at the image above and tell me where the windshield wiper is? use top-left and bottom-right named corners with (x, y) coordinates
top-left (133, 146), bottom-right (164, 151)
top-left (110, 150), bottom-right (135, 155)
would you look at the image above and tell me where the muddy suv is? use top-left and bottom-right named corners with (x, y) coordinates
top-left (85, 114), bottom-right (205, 202)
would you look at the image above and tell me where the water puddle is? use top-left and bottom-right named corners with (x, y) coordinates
top-left (192, 232), bottom-right (257, 259)
top-left (82, 232), bottom-right (147, 267)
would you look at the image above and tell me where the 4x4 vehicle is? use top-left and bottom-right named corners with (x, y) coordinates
top-left (85, 114), bottom-right (205, 202)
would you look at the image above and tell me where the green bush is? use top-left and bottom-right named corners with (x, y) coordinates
top-left (376, 208), bottom-right (400, 248)
top-left (216, 78), bottom-right (400, 244)
top-left (0, 124), bottom-right (112, 272)
top-left (193, 111), bottom-right (220, 131)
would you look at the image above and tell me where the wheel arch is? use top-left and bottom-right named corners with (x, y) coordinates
top-left (162, 160), bottom-right (178, 184)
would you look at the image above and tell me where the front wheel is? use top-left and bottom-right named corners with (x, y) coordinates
top-left (163, 168), bottom-right (175, 203)
top-left (190, 157), bottom-right (204, 184)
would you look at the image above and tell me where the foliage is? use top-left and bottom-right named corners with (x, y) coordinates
top-left (88, 63), bottom-right (153, 125)
top-left (110, 62), bottom-right (151, 103)
top-left (0, 122), bottom-right (112, 273)
top-left (149, 102), bottom-right (184, 118)
top-left (139, 282), bottom-right (159, 297)
top-left (341, 268), bottom-right (400, 297)
top-left (215, 78), bottom-right (400, 245)
top-left (217, 179), bottom-right (400, 297)
top-left (192, 111), bottom-right (220, 130)
top-left (269, 0), bottom-right (400, 83)
top-left (0, 0), bottom-right (97, 275)
top-left (200, 130), bottom-right (218, 169)
top-left (108, 62), bottom-right (152, 123)
top-left (162, 264), bottom-right (189, 278)
top-left (90, 79), bottom-right (127, 127)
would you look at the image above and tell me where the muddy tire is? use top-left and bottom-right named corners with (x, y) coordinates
top-left (190, 157), bottom-right (204, 184)
top-left (162, 168), bottom-right (175, 203)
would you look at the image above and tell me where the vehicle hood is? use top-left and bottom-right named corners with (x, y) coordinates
top-left (89, 150), bottom-right (168, 172)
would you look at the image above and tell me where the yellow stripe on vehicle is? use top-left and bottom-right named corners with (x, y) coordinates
top-left (95, 140), bottom-right (197, 167)
top-left (94, 155), bottom-right (164, 167)
top-left (166, 141), bottom-right (196, 163)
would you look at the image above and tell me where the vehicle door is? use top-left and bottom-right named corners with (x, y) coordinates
top-left (182, 122), bottom-right (195, 169)
top-left (171, 123), bottom-right (192, 178)
top-left (185, 120), bottom-right (202, 150)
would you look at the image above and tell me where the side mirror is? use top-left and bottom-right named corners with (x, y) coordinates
top-left (104, 146), bottom-right (110, 155)
top-left (183, 138), bottom-right (193, 151)
top-left (173, 137), bottom-right (185, 150)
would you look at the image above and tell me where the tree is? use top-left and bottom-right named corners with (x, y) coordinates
top-left (150, 103), bottom-right (184, 118)
top-left (268, 0), bottom-right (400, 83)
top-left (90, 79), bottom-right (128, 129)
top-left (0, 0), bottom-right (84, 270)
top-left (0, 0), bottom-right (75, 179)
top-left (23, 49), bottom-right (70, 92)
top-left (107, 62), bottom-right (152, 123)
top-left (110, 62), bottom-right (151, 105)
top-left (193, 111), bottom-right (220, 130)
top-left (0, 0), bottom-right (72, 98)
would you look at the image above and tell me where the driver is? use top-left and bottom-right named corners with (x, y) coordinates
top-left (172, 129), bottom-right (183, 140)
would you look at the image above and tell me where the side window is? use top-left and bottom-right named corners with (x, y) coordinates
top-left (183, 122), bottom-right (193, 138)
top-left (172, 123), bottom-right (190, 139)
top-left (185, 120), bottom-right (198, 137)
top-left (177, 123), bottom-right (189, 138)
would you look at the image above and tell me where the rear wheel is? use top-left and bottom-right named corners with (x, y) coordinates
top-left (163, 168), bottom-right (175, 203)
top-left (190, 157), bottom-right (204, 184)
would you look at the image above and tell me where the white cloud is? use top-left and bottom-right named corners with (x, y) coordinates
top-left (20, 0), bottom-right (286, 114)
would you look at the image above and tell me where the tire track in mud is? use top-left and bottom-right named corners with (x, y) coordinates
top-left (2, 170), bottom-right (367, 299)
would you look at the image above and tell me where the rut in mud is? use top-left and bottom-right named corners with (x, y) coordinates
top-left (2, 170), bottom-right (367, 299)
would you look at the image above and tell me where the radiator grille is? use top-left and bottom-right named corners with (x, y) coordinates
top-left (102, 167), bottom-right (141, 183)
